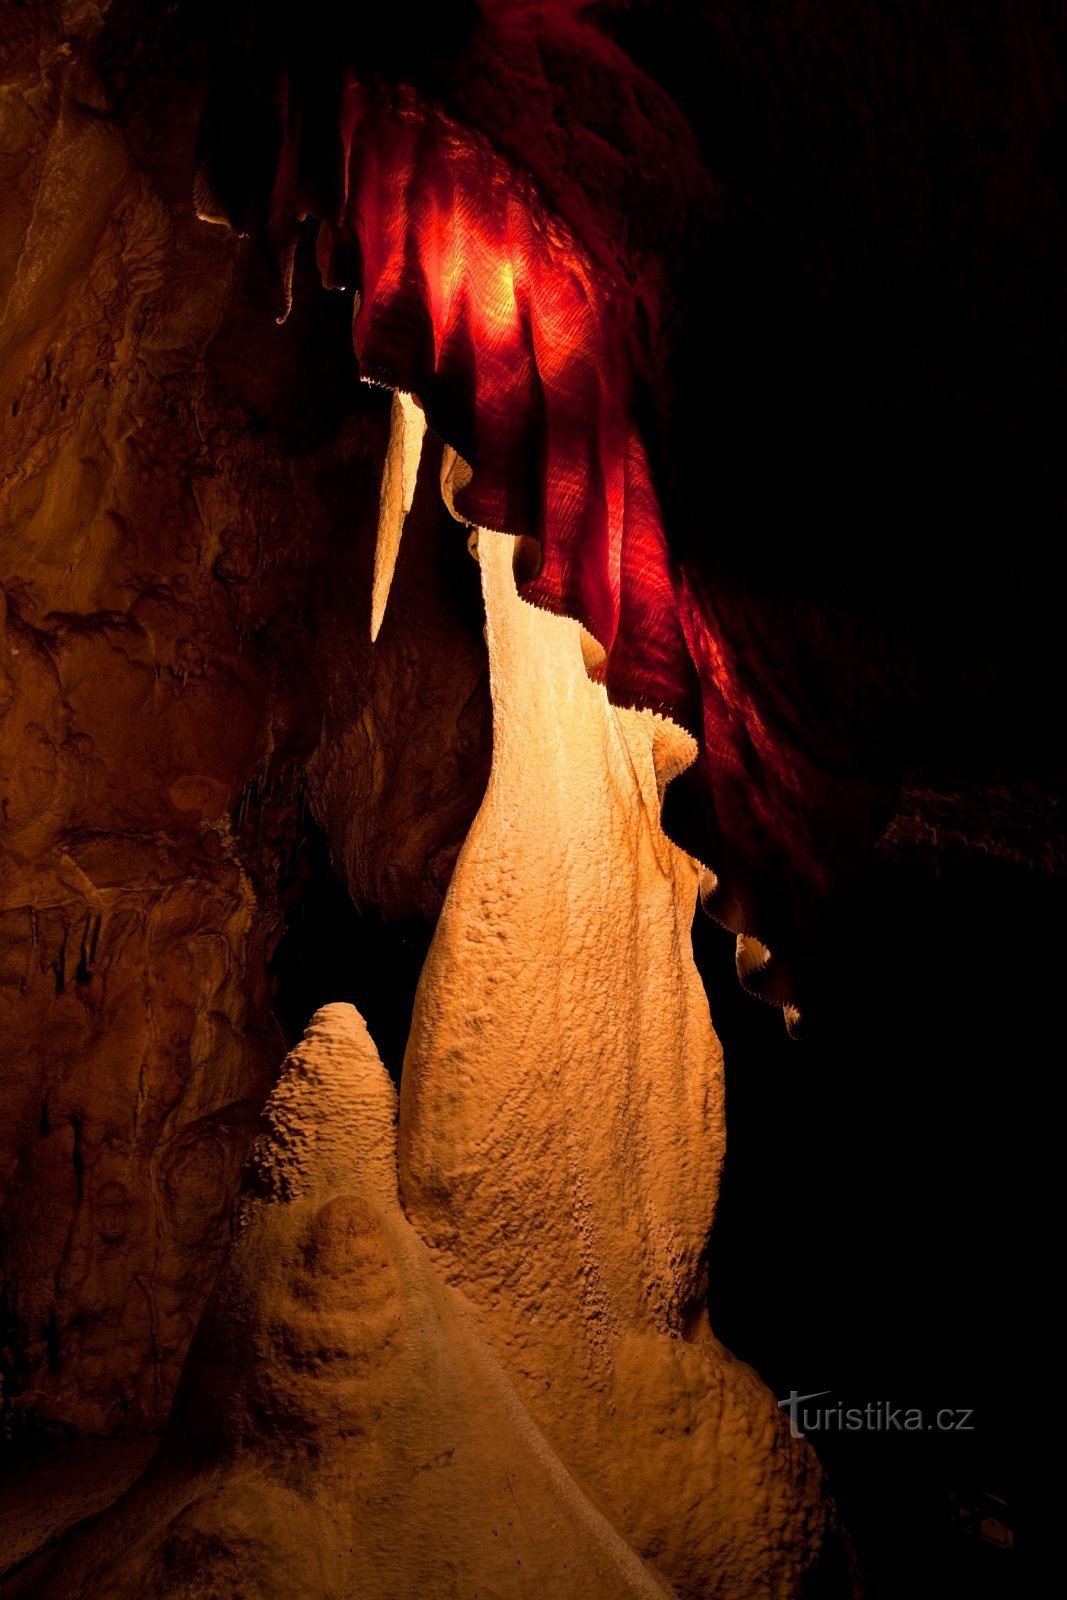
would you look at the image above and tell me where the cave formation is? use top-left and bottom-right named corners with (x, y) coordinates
top-left (1, 2), bottom-right (1060, 1596)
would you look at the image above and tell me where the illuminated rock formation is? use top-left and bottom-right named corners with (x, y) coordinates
top-left (4, 4), bottom-right (1053, 1595)
top-left (28, 1004), bottom-right (672, 1600)
top-left (401, 528), bottom-right (839, 1595)
top-left (28, 527), bottom-right (845, 1598)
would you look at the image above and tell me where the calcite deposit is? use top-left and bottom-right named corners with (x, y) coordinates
top-left (24, 1005), bottom-right (676, 1600)
top-left (22, 533), bottom-right (848, 1598)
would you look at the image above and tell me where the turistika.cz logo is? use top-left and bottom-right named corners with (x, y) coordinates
top-left (777, 1390), bottom-right (975, 1439)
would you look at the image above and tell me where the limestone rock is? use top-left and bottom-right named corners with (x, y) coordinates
top-left (0, 9), bottom-right (489, 1435)
top-left (25, 1005), bottom-right (672, 1600)
top-left (399, 531), bottom-right (842, 1597)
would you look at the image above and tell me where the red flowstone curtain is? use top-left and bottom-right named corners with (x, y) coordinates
top-left (196, 9), bottom-right (893, 1024)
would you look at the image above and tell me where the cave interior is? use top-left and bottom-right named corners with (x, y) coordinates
top-left (0, 2), bottom-right (1060, 1596)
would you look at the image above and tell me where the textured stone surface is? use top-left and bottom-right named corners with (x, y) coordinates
top-left (0, 13), bottom-right (280, 1434)
top-left (0, 1436), bottom-right (155, 1581)
top-left (398, 532), bottom-right (840, 1597)
top-left (26, 1006), bottom-right (673, 1600)
top-left (0, 833), bottom-right (274, 1433)
top-left (25, 538), bottom-right (848, 1596)
top-left (0, 9), bottom-right (489, 1435)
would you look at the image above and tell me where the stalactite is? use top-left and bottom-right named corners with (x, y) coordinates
top-left (370, 391), bottom-right (427, 643)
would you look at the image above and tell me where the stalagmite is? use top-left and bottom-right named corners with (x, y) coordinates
top-left (27, 518), bottom-right (848, 1599)
top-left (25, 1006), bottom-right (673, 1600)
top-left (400, 528), bottom-right (839, 1596)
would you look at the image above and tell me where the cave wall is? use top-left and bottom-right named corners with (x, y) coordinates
top-left (0, 9), bottom-right (488, 1435)
top-left (0, 13), bottom-right (275, 1434)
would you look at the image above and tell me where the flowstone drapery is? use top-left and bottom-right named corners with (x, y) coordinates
top-left (29, 529), bottom-right (846, 1599)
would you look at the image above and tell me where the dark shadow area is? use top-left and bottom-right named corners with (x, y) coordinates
top-left (700, 846), bottom-right (1051, 1598)
top-left (269, 817), bottom-right (435, 1082)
